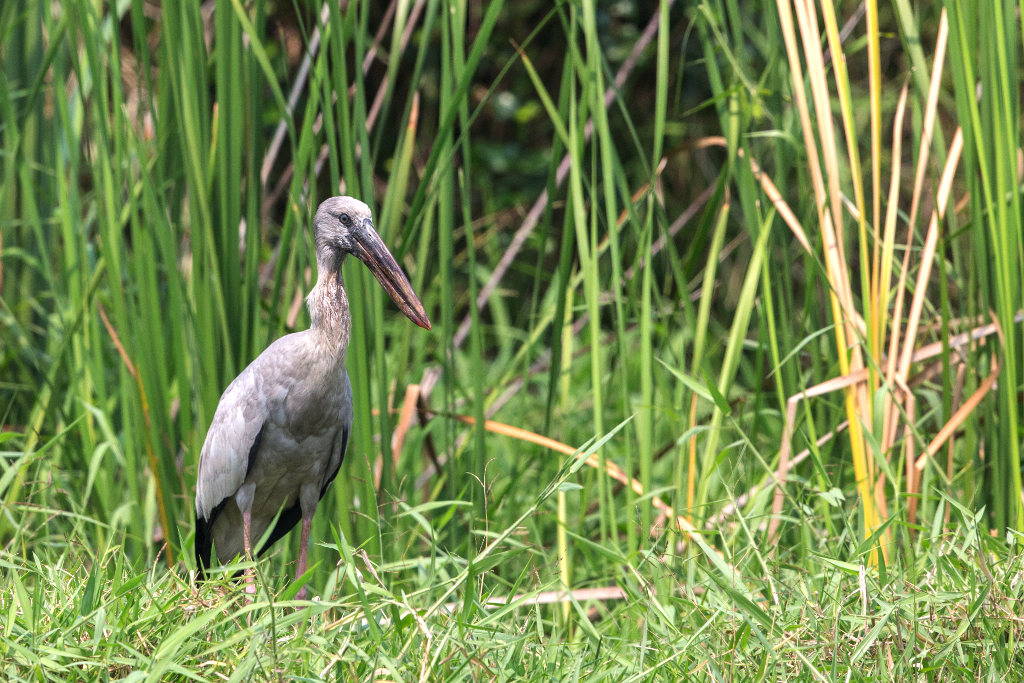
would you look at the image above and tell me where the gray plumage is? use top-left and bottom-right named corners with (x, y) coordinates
top-left (194, 196), bottom-right (430, 596)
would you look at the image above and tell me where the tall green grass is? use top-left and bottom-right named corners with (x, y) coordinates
top-left (2, 0), bottom-right (1023, 679)
top-left (945, 1), bottom-right (1024, 532)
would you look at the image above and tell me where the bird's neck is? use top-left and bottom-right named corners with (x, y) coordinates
top-left (306, 267), bottom-right (351, 357)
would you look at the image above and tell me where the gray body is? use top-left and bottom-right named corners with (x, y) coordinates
top-left (194, 330), bottom-right (352, 564)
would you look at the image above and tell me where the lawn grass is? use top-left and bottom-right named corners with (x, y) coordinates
top-left (5, 493), bottom-right (1024, 679)
top-left (2, 0), bottom-right (1023, 680)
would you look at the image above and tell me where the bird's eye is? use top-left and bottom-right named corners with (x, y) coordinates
top-left (339, 213), bottom-right (352, 226)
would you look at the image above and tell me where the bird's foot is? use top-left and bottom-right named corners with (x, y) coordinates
top-left (243, 567), bottom-right (257, 604)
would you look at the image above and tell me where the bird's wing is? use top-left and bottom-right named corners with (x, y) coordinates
top-left (194, 365), bottom-right (269, 574)
top-left (319, 423), bottom-right (350, 498)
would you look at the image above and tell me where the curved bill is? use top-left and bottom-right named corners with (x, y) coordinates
top-left (351, 220), bottom-right (431, 330)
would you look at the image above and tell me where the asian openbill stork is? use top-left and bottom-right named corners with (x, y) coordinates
top-left (194, 196), bottom-right (430, 598)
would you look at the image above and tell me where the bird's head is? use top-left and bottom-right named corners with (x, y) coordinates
top-left (313, 196), bottom-right (431, 330)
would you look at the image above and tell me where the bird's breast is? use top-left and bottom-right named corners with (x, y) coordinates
top-left (242, 337), bottom-right (353, 485)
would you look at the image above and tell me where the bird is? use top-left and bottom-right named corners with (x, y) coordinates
top-left (194, 196), bottom-right (430, 599)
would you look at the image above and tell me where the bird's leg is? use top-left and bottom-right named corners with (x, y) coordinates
top-left (294, 513), bottom-right (312, 600)
top-left (235, 485), bottom-right (258, 598)
top-left (242, 508), bottom-right (257, 596)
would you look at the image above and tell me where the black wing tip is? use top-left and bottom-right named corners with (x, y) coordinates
top-left (260, 503), bottom-right (303, 556)
top-left (194, 511), bottom-right (213, 580)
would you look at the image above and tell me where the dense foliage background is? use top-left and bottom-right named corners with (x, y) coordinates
top-left (2, 0), bottom-right (1023, 679)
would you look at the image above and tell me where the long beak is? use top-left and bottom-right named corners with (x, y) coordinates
top-left (352, 220), bottom-right (431, 330)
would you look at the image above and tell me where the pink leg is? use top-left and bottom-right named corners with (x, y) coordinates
top-left (242, 509), bottom-right (257, 596)
top-left (294, 514), bottom-right (312, 600)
